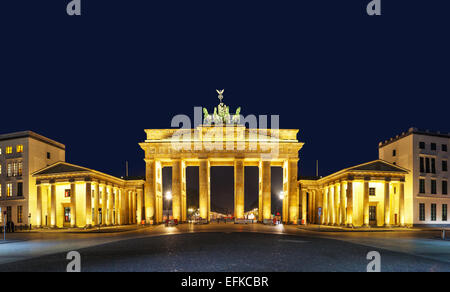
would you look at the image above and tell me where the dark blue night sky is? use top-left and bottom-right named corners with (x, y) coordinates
top-left (1, 1), bottom-right (449, 210)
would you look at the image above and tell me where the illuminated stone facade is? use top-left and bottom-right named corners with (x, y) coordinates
top-left (299, 160), bottom-right (408, 227)
top-left (0, 131), bottom-right (66, 227)
top-left (139, 125), bottom-right (304, 224)
top-left (33, 162), bottom-right (144, 228)
top-left (379, 128), bottom-right (450, 226)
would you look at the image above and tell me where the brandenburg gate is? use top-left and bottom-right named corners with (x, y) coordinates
top-left (139, 91), bottom-right (304, 224)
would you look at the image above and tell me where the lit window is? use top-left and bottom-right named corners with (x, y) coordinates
top-left (13, 162), bottom-right (18, 177)
top-left (0, 148), bottom-right (2, 155)
top-left (6, 183), bottom-right (12, 197)
top-left (0, 164), bottom-right (2, 175)
top-left (16, 145), bottom-right (23, 153)
top-left (7, 163), bottom-right (12, 177)
top-left (0, 184), bottom-right (2, 197)
top-left (65, 189), bottom-right (71, 198)
top-left (18, 162), bottom-right (22, 176)
top-left (6, 147), bottom-right (12, 154)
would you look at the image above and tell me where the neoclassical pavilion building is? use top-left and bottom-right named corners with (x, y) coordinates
top-left (33, 162), bottom-right (144, 228)
top-left (299, 160), bottom-right (408, 227)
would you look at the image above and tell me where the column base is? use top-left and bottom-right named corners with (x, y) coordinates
top-left (384, 224), bottom-right (391, 228)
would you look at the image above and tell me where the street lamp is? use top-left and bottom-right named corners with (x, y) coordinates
top-left (165, 191), bottom-right (172, 223)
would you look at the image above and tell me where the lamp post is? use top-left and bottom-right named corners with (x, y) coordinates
top-left (165, 191), bottom-right (172, 225)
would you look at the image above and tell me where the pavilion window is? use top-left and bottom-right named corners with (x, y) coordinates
top-left (443, 204), bottom-right (448, 221)
top-left (420, 157), bottom-right (425, 173)
top-left (17, 182), bottom-right (23, 197)
top-left (65, 189), bottom-right (71, 198)
top-left (419, 179), bottom-right (426, 194)
top-left (431, 204), bottom-right (437, 221)
top-left (419, 203), bottom-right (425, 221)
top-left (443, 181), bottom-right (448, 195)
top-left (431, 180), bottom-right (437, 194)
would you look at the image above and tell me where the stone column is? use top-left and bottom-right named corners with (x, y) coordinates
top-left (86, 182), bottom-right (92, 227)
top-left (172, 159), bottom-right (182, 221)
top-left (199, 159), bottom-right (210, 221)
top-left (181, 161), bottom-right (187, 222)
top-left (145, 160), bottom-right (155, 224)
top-left (363, 180), bottom-right (370, 227)
top-left (261, 161), bottom-right (272, 221)
top-left (234, 159), bottom-right (245, 219)
top-left (327, 186), bottom-right (333, 225)
top-left (107, 186), bottom-right (113, 226)
top-left (340, 181), bottom-right (346, 225)
top-left (94, 183), bottom-right (100, 226)
top-left (346, 180), bottom-right (353, 227)
top-left (322, 187), bottom-right (327, 224)
top-left (124, 190), bottom-right (129, 224)
top-left (258, 164), bottom-right (263, 221)
top-left (334, 183), bottom-right (339, 226)
top-left (301, 190), bottom-right (307, 224)
top-left (137, 188), bottom-right (143, 224)
top-left (318, 189), bottom-right (324, 224)
top-left (384, 179), bottom-right (391, 226)
top-left (36, 184), bottom-right (42, 227)
top-left (70, 182), bottom-right (76, 228)
top-left (50, 183), bottom-right (56, 228)
top-left (132, 191), bottom-right (137, 224)
top-left (155, 161), bottom-right (163, 223)
top-left (119, 190), bottom-right (124, 224)
top-left (115, 188), bottom-right (120, 225)
top-left (128, 191), bottom-right (133, 223)
top-left (288, 159), bottom-right (299, 224)
top-left (282, 161), bottom-right (289, 224)
top-left (101, 185), bottom-right (107, 226)
top-left (399, 181), bottom-right (405, 226)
